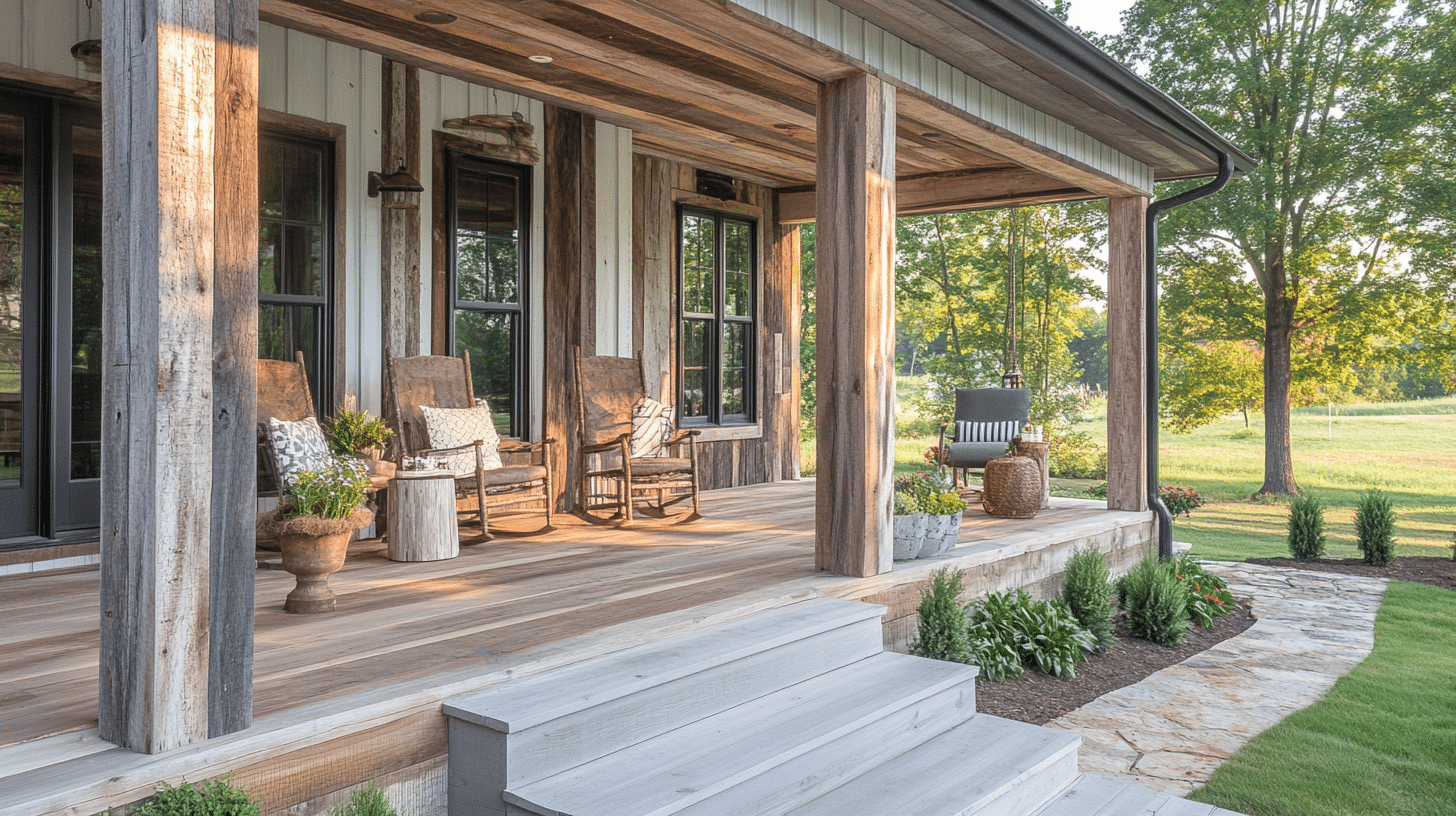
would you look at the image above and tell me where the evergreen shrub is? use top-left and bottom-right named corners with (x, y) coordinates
top-left (1287, 493), bottom-right (1327, 560)
top-left (1116, 556), bottom-right (1189, 646)
top-left (1061, 546), bottom-right (1115, 655)
top-left (133, 779), bottom-right (260, 816)
top-left (329, 785), bottom-right (400, 816)
top-left (910, 566), bottom-right (971, 664)
top-left (1355, 489), bottom-right (1397, 566)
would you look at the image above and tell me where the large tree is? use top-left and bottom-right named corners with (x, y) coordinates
top-left (1114, 0), bottom-right (1447, 495)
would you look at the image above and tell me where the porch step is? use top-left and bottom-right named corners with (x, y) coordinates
top-left (445, 597), bottom-right (887, 815)
top-left (506, 651), bottom-right (978, 816)
top-left (1029, 773), bottom-right (1246, 816)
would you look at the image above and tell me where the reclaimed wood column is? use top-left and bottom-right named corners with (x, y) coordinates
top-left (101, 0), bottom-right (259, 752)
top-left (381, 60), bottom-right (421, 359)
top-left (542, 105), bottom-right (596, 511)
top-left (1106, 196), bottom-right (1149, 511)
top-left (814, 75), bottom-right (896, 577)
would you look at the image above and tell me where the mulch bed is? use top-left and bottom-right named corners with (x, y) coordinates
top-left (975, 601), bottom-right (1256, 725)
top-left (975, 556), bottom-right (1456, 726)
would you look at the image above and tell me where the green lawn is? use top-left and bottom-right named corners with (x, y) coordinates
top-left (1188, 580), bottom-right (1456, 816)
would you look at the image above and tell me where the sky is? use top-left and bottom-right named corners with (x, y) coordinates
top-left (1063, 0), bottom-right (1134, 37)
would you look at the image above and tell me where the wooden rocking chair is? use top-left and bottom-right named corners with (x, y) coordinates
top-left (255, 351), bottom-right (316, 499)
top-left (386, 351), bottom-right (554, 540)
top-left (572, 347), bottom-right (700, 523)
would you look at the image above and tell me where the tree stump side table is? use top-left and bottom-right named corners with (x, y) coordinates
top-left (387, 472), bottom-right (459, 561)
top-left (1011, 439), bottom-right (1051, 509)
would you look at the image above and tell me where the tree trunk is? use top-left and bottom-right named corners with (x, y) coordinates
top-left (1259, 283), bottom-right (1299, 495)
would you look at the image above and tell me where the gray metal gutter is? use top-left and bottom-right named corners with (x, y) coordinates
top-left (939, 0), bottom-right (1257, 178)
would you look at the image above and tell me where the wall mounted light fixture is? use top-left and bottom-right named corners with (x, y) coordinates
top-left (368, 164), bottom-right (424, 197)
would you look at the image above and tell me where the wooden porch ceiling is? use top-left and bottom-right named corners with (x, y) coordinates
top-left (260, 0), bottom-right (1128, 204)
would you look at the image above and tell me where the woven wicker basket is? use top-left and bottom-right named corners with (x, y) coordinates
top-left (981, 456), bottom-right (1041, 519)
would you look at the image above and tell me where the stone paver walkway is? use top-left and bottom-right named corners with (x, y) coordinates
top-left (1047, 561), bottom-right (1389, 793)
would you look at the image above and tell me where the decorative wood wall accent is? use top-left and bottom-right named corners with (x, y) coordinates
top-left (381, 59), bottom-right (421, 359)
top-left (99, 0), bottom-right (259, 753)
top-left (813, 75), bottom-right (897, 578)
top-left (209, 0), bottom-right (260, 740)
top-left (1106, 196), bottom-right (1150, 512)
top-left (630, 155), bottom-right (801, 493)
top-left (542, 105), bottom-right (596, 511)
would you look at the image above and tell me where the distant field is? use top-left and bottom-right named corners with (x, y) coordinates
top-left (808, 393), bottom-right (1456, 562)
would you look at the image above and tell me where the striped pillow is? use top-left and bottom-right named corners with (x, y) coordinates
top-left (954, 419), bottom-right (1018, 444)
top-left (631, 397), bottom-right (675, 458)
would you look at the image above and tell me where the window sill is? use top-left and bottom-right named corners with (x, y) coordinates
top-left (685, 423), bottom-right (761, 442)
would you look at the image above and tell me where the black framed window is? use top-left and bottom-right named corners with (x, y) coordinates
top-left (258, 133), bottom-right (333, 413)
top-left (679, 208), bottom-right (755, 426)
top-left (447, 153), bottom-right (529, 438)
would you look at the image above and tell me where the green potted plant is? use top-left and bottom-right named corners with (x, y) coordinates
top-left (259, 454), bottom-right (374, 613)
top-left (918, 488), bottom-right (969, 558)
top-left (892, 490), bottom-right (927, 560)
top-left (324, 408), bottom-right (396, 480)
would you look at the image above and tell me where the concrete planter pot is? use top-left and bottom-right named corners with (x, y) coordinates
top-left (918, 511), bottom-right (964, 558)
top-left (892, 512), bottom-right (929, 560)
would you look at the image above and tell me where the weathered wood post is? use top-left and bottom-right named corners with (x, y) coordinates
top-left (814, 74), bottom-right (897, 577)
top-left (1106, 196), bottom-right (1150, 512)
top-left (100, 0), bottom-right (259, 752)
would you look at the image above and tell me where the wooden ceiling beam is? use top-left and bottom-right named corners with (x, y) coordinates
top-left (777, 166), bottom-right (1096, 223)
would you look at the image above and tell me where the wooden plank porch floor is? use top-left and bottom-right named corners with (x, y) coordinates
top-left (0, 479), bottom-right (1146, 812)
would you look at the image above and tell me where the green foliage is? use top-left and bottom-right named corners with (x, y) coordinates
top-left (921, 490), bottom-right (968, 516)
top-left (1116, 557), bottom-right (1189, 646)
top-left (323, 409), bottom-right (393, 456)
top-left (1061, 546), bottom-right (1116, 655)
top-left (894, 470), bottom-right (965, 515)
top-left (1161, 341), bottom-right (1264, 433)
top-left (1047, 429), bottom-right (1107, 479)
top-left (1158, 485), bottom-right (1204, 518)
top-left (1287, 494), bottom-right (1328, 560)
top-left (1171, 555), bottom-right (1235, 628)
top-left (284, 455), bottom-right (371, 520)
top-left (329, 785), bottom-right (399, 816)
top-left (910, 567), bottom-right (972, 664)
top-left (1354, 489), bottom-right (1397, 566)
top-left (967, 589), bottom-right (1093, 680)
top-left (1190, 581), bottom-right (1456, 816)
top-left (133, 779), bottom-right (259, 816)
top-left (799, 225), bottom-right (817, 441)
top-left (1082, 481), bottom-right (1108, 499)
top-left (892, 490), bottom-right (921, 516)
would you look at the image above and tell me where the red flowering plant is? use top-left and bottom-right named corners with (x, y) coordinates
top-left (1159, 485), bottom-right (1204, 518)
top-left (923, 446), bottom-right (947, 467)
top-left (1171, 554), bottom-right (1235, 627)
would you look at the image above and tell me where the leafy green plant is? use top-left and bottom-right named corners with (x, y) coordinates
top-left (910, 567), bottom-right (972, 664)
top-left (966, 589), bottom-right (1093, 680)
top-left (1117, 556), bottom-right (1189, 646)
top-left (1047, 429), bottom-right (1107, 479)
top-left (284, 455), bottom-right (371, 520)
top-left (323, 408), bottom-right (393, 456)
top-left (1286, 493), bottom-right (1327, 560)
top-left (133, 778), bottom-right (260, 816)
top-left (921, 490), bottom-right (968, 515)
top-left (1083, 481), bottom-right (1109, 499)
top-left (1355, 489), bottom-right (1397, 566)
top-left (1171, 554), bottom-right (1235, 628)
top-left (1061, 546), bottom-right (1116, 654)
top-left (892, 490), bottom-right (921, 515)
top-left (329, 785), bottom-right (399, 816)
top-left (1158, 485), bottom-right (1204, 518)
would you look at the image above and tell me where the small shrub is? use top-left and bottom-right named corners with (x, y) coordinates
top-left (330, 785), bottom-right (400, 816)
top-left (921, 490), bottom-right (968, 515)
top-left (133, 779), bottom-right (260, 816)
top-left (910, 567), bottom-right (972, 664)
top-left (1117, 556), bottom-right (1189, 646)
top-left (1354, 489), bottom-right (1397, 566)
top-left (892, 490), bottom-right (921, 516)
top-left (1061, 546), bottom-right (1116, 655)
top-left (967, 589), bottom-right (1093, 680)
top-left (1158, 485), bottom-right (1204, 518)
top-left (1171, 554), bottom-right (1235, 628)
top-left (1287, 493), bottom-right (1327, 560)
top-left (322, 408), bottom-right (393, 456)
top-left (1047, 430), bottom-right (1107, 479)
top-left (965, 593), bottom-right (1024, 682)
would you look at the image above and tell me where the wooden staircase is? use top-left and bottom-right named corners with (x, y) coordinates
top-left (443, 598), bottom-right (1244, 816)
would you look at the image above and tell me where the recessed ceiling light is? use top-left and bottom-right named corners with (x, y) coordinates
top-left (414, 11), bottom-right (457, 24)
top-left (528, 55), bottom-right (554, 63)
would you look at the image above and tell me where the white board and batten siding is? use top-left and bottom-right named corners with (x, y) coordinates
top-left (595, 121), bottom-right (635, 359)
top-left (0, 2), bottom-right (102, 83)
top-left (731, 0), bottom-right (1155, 194)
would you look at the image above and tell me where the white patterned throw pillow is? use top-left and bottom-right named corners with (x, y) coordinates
top-left (631, 396), bottom-right (675, 458)
top-left (420, 404), bottom-right (503, 476)
top-left (267, 416), bottom-right (330, 484)
top-left (954, 419), bottom-right (1019, 444)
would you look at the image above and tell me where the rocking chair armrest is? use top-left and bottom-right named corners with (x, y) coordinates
top-left (498, 436), bottom-right (558, 453)
top-left (418, 440), bottom-right (482, 458)
top-left (580, 434), bottom-right (630, 456)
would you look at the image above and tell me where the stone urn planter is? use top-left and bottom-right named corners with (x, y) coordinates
top-left (892, 512), bottom-right (929, 560)
top-left (918, 511), bottom-right (964, 558)
top-left (260, 506), bottom-right (373, 613)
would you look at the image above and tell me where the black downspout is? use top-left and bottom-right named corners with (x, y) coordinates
top-left (1145, 153), bottom-right (1234, 558)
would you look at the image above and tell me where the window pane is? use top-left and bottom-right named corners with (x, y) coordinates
top-left (70, 124), bottom-right (103, 480)
top-left (280, 224), bottom-right (322, 296)
top-left (0, 113), bottom-right (23, 484)
top-left (722, 322), bottom-right (746, 416)
top-left (258, 220), bottom-right (281, 294)
top-left (456, 164), bottom-right (521, 305)
top-left (259, 303), bottom-right (320, 396)
top-left (455, 310), bottom-right (515, 435)
top-left (681, 214), bottom-right (714, 314)
top-left (283, 141), bottom-right (322, 223)
top-left (259, 141), bottom-right (284, 219)
top-left (681, 368), bottom-right (706, 419)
